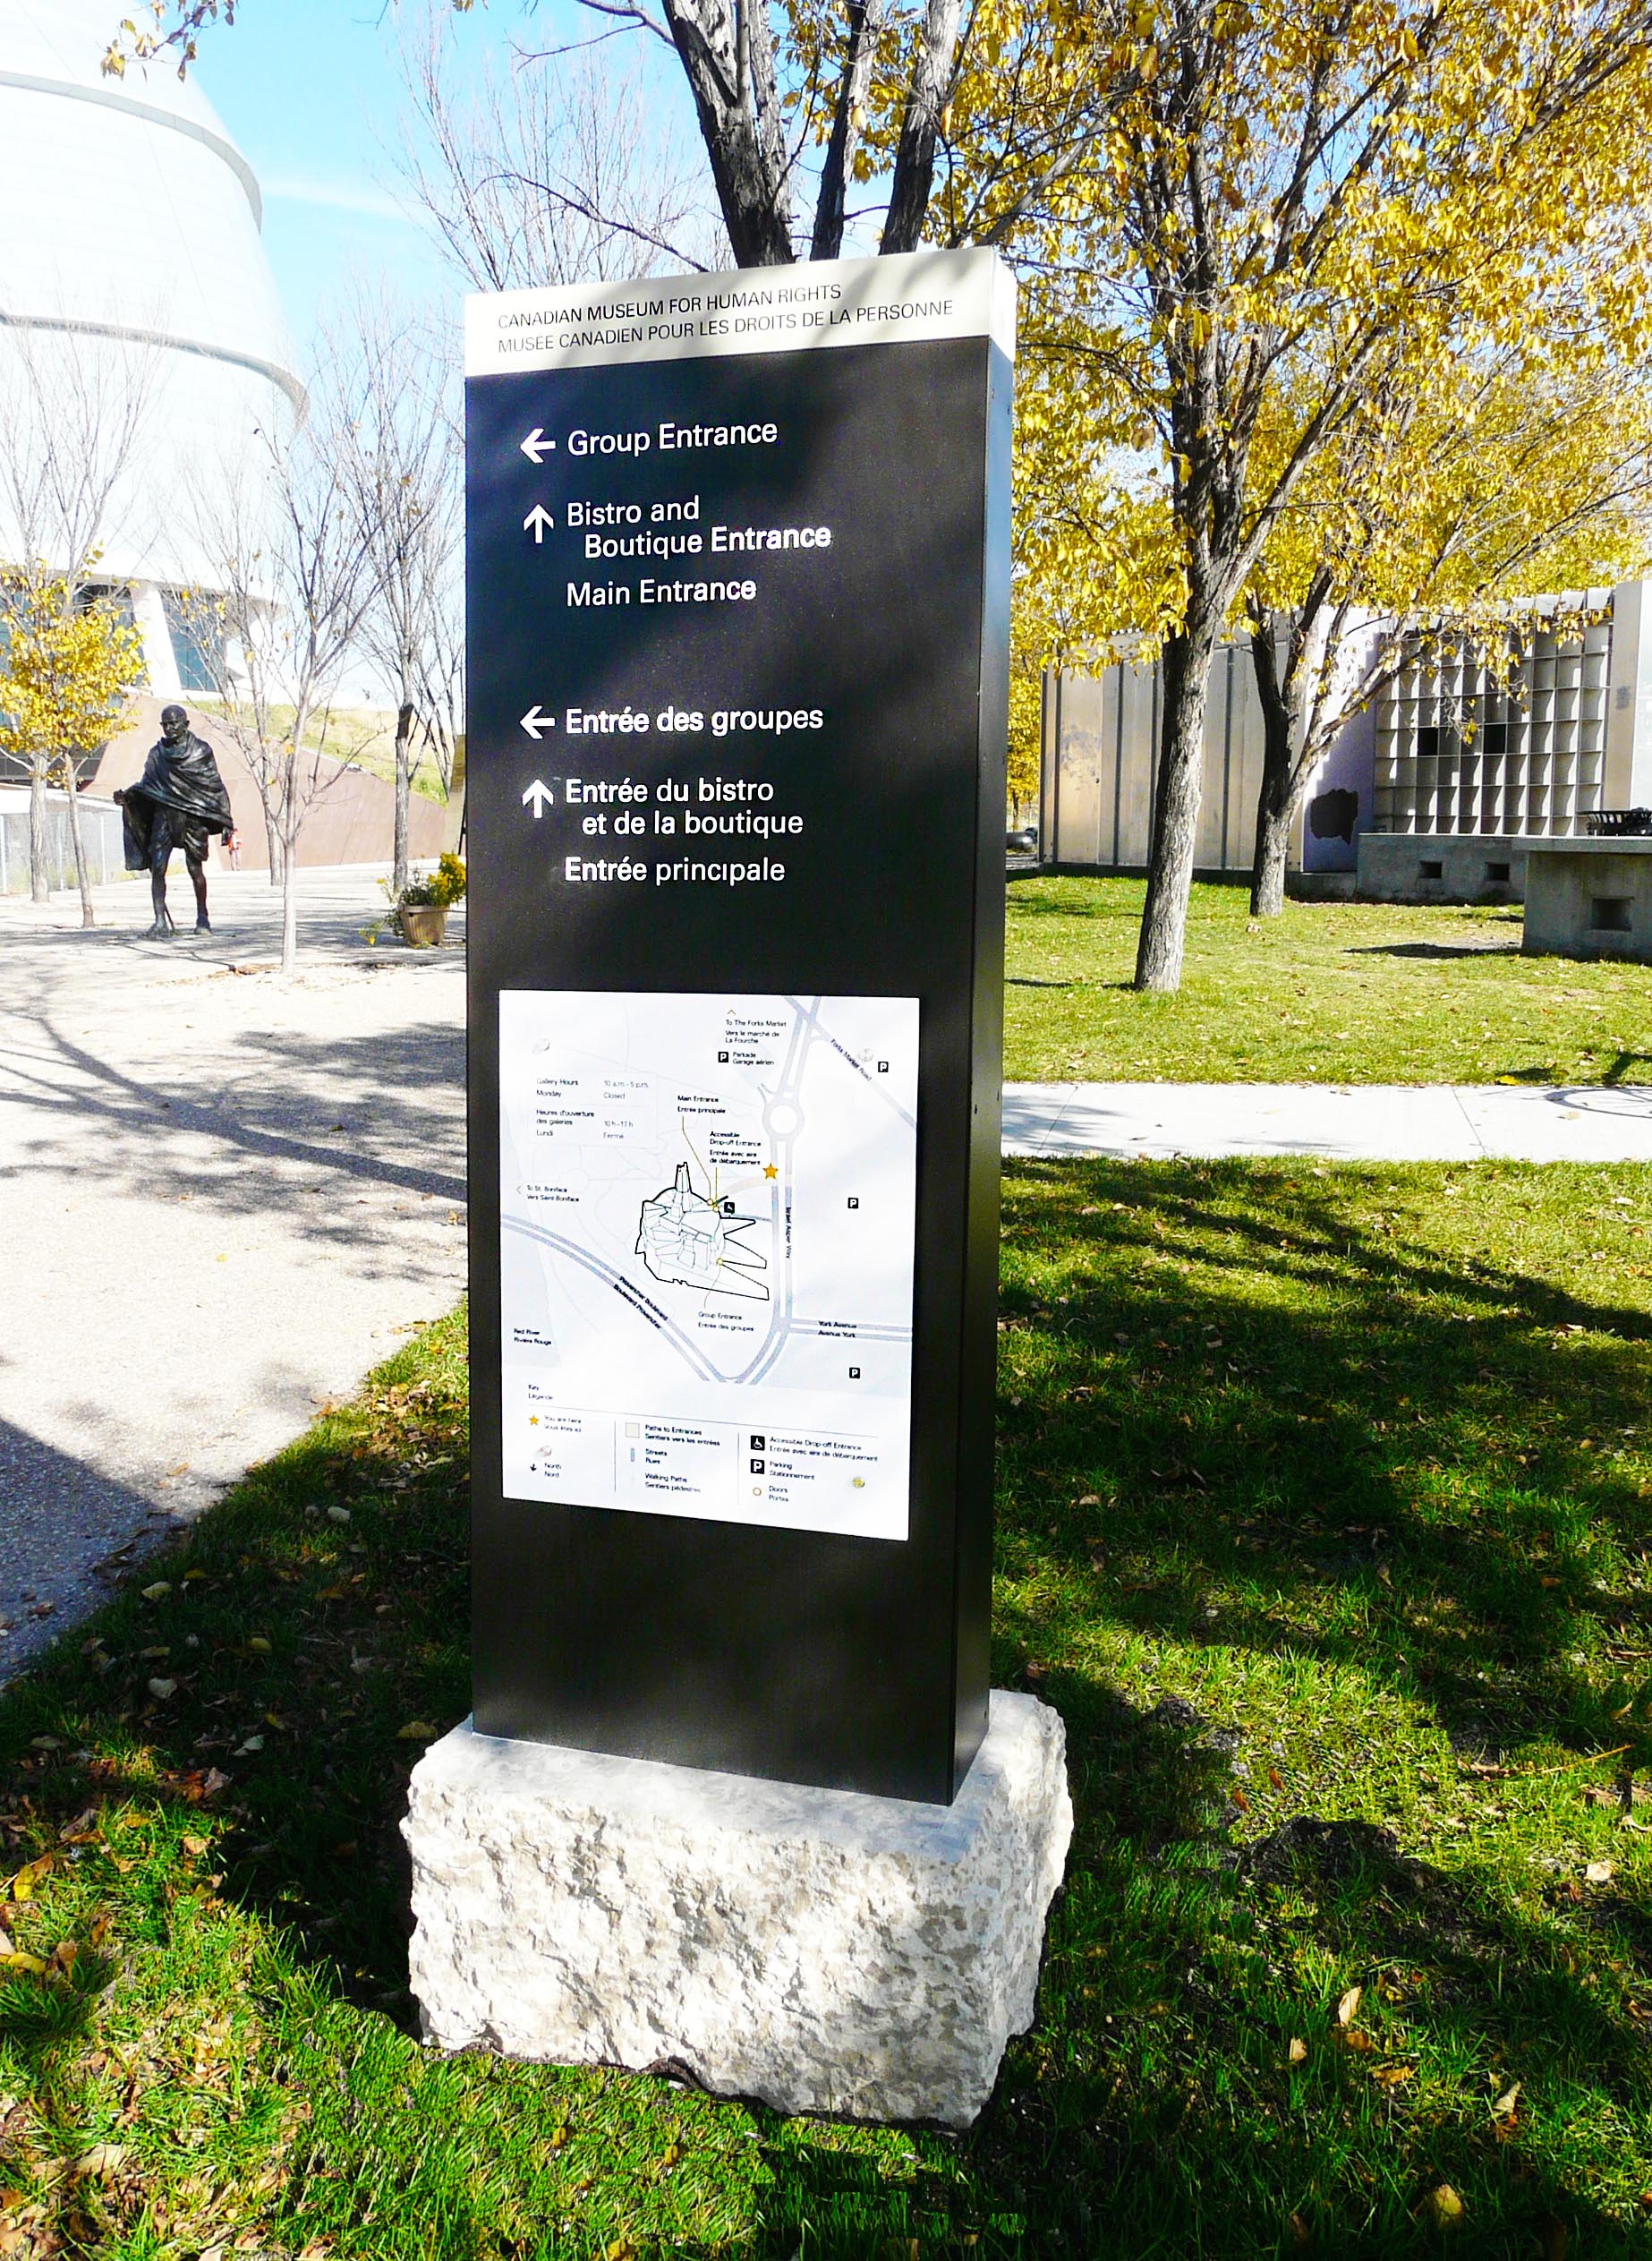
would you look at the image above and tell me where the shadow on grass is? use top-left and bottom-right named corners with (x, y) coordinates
top-left (4, 1170), bottom-right (1652, 2256)
top-left (1, 1337), bottom-right (472, 2033)
top-left (1605, 1052), bottom-right (1652, 1086)
top-left (997, 1157), bottom-right (1651, 1758)
top-left (1343, 942), bottom-right (1522, 960)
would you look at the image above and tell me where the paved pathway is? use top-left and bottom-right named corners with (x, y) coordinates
top-left (0, 867), bottom-right (466, 1676)
top-left (1003, 1080), bottom-right (1652, 1164)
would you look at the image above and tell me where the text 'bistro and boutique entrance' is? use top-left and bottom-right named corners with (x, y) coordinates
top-left (464, 249), bottom-right (1014, 1803)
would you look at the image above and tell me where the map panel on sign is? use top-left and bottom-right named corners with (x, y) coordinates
top-left (498, 989), bottom-right (918, 1540)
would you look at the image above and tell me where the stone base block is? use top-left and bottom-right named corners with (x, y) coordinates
top-left (404, 1691), bottom-right (1071, 2129)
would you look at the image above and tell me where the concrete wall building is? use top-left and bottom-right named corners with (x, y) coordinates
top-left (1038, 584), bottom-right (1652, 901)
top-left (0, 0), bottom-right (300, 704)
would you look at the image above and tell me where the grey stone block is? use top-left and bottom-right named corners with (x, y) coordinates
top-left (1356, 831), bottom-right (1531, 904)
top-left (404, 1690), bottom-right (1072, 2129)
top-left (1522, 839), bottom-right (1652, 961)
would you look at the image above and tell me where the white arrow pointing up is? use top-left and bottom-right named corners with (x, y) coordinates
top-left (520, 428), bottom-right (555, 463)
top-left (523, 504), bottom-right (555, 543)
top-left (522, 779), bottom-right (556, 817)
top-left (520, 705), bottom-right (556, 739)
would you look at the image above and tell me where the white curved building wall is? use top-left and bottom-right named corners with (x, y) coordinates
top-left (0, 0), bottom-right (299, 685)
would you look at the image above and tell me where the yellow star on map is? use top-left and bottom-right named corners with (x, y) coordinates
top-left (763, 1164), bottom-right (779, 1179)
top-left (529, 1416), bottom-right (539, 1426)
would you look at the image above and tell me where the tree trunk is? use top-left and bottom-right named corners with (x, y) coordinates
top-left (880, 0), bottom-right (963, 253)
top-left (280, 824), bottom-right (299, 971)
top-left (1248, 621), bottom-right (1298, 918)
top-left (279, 729), bottom-right (304, 970)
top-left (264, 796), bottom-right (283, 887)
top-left (393, 699), bottom-right (413, 900)
top-left (61, 759), bottom-right (96, 928)
top-left (1250, 793), bottom-right (1295, 917)
top-left (1134, 632), bottom-right (1214, 993)
top-left (28, 754), bottom-right (49, 902)
top-left (660, 0), bottom-right (793, 266)
top-left (811, 0), bottom-right (881, 261)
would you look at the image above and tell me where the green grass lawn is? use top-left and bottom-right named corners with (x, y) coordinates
top-left (2, 1161), bottom-right (1651, 2257)
top-left (1006, 875), bottom-right (1652, 1086)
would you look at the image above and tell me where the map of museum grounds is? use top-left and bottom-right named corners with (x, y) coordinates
top-left (498, 989), bottom-right (919, 1540)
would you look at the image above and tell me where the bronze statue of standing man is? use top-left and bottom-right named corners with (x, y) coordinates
top-left (115, 704), bottom-right (235, 935)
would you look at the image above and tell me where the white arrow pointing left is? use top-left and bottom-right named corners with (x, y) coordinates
top-left (520, 706), bottom-right (555, 739)
top-left (522, 779), bottom-right (556, 817)
top-left (520, 427), bottom-right (556, 463)
top-left (524, 504), bottom-right (555, 543)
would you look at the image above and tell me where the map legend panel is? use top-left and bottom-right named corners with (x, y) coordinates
top-left (498, 987), bottom-right (917, 1539)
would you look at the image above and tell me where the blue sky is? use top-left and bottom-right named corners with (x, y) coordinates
top-left (192, 0), bottom-right (570, 347)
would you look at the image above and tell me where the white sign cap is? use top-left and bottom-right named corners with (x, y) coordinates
top-left (465, 246), bottom-right (1017, 378)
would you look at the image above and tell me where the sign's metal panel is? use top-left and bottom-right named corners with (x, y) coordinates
top-left (465, 250), bottom-right (1012, 1803)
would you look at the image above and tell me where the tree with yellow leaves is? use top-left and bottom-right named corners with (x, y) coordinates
top-left (1239, 337), bottom-right (1652, 916)
top-left (1020, 0), bottom-right (1652, 988)
top-left (0, 578), bottom-right (144, 928)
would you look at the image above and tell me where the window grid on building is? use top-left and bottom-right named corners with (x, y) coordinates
top-left (1372, 620), bottom-right (1612, 836)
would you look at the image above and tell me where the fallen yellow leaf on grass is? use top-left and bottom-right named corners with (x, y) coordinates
top-left (1288, 2036), bottom-right (1307, 2064)
top-left (397, 1720), bottom-right (436, 1741)
top-left (1420, 2184), bottom-right (1465, 2231)
top-left (1336, 1984), bottom-right (1362, 2026)
top-left (1, 1954), bottom-right (47, 1977)
top-left (1492, 2081), bottom-right (1521, 2119)
top-left (141, 1582), bottom-right (171, 1602)
top-left (1371, 2064), bottom-right (1412, 2086)
top-left (1585, 1859), bottom-right (1614, 1884)
top-left (248, 1636), bottom-right (272, 1655)
top-left (70, 2144), bottom-right (127, 2180)
top-left (146, 1677), bottom-right (177, 1701)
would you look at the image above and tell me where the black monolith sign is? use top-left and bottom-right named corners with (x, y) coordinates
top-left (465, 249), bottom-right (1014, 1803)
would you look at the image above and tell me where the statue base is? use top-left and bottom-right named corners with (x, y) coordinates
top-left (403, 1692), bottom-right (1071, 2129)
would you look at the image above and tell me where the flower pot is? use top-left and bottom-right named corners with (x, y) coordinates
top-left (398, 904), bottom-right (449, 949)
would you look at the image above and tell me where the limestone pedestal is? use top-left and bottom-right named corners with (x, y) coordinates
top-left (403, 1691), bottom-right (1071, 2129)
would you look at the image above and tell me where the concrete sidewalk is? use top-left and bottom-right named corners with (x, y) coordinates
top-left (1003, 1080), bottom-right (1652, 1164)
top-left (0, 868), bottom-right (467, 1675)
